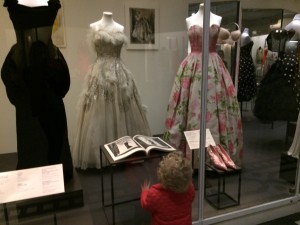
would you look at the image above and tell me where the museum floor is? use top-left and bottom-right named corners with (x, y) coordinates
top-left (1, 102), bottom-right (300, 225)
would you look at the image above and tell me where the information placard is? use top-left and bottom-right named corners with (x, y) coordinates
top-left (184, 129), bottom-right (216, 150)
top-left (0, 164), bottom-right (65, 204)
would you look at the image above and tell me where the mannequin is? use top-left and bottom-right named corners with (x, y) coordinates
top-left (1, 0), bottom-right (73, 180)
top-left (186, 3), bottom-right (222, 29)
top-left (186, 3), bottom-right (229, 40)
top-left (164, 4), bottom-right (243, 166)
top-left (90, 12), bottom-right (124, 32)
top-left (18, 0), bottom-right (48, 7)
top-left (238, 27), bottom-right (256, 103)
top-left (285, 13), bottom-right (300, 40)
top-left (286, 13), bottom-right (300, 158)
top-left (186, 4), bottom-right (230, 53)
top-left (72, 12), bottom-right (151, 169)
top-left (240, 28), bottom-right (252, 47)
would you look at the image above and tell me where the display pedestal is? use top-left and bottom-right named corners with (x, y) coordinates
top-left (279, 152), bottom-right (297, 184)
top-left (205, 165), bottom-right (241, 209)
top-left (16, 170), bottom-right (84, 218)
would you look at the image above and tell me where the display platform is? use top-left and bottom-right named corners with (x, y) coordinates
top-left (0, 153), bottom-right (84, 221)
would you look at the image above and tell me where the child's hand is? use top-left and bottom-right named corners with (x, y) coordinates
top-left (141, 179), bottom-right (151, 191)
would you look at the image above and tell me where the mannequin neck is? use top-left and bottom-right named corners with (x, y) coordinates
top-left (102, 12), bottom-right (114, 25)
top-left (243, 28), bottom-right (249, 34)
top-left (294, 14), bottom-right (300, 21)
top-left (18, 0), bottom-right (48, 7)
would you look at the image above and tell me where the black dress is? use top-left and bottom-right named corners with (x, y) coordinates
top-left (1, 0), bottom-right (73, 180)
top-left (253, 29), bottom-right (299, 122)
top-left (238, 41), bottom-right (257, 102)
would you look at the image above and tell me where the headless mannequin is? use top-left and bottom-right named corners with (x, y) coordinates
top-left (240, 28), bottom-right (252, 47)
top-left (285, 14), bottom-right (300, 40)
top-left (2, 0), bottom-right (73, 180)
top-left (186, 3), bottom-right (222, 29)
top-left (90, 12), bottom-right (124, 32)
top-left (186, 4), bottom-right (229, 52)
top-left (18, 0), bottom-right (48, 7)
top-left (11, 0), bottom-right (58, 68)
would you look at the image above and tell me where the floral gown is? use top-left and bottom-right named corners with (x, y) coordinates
top-left (72, 27), bottom-right (151, 169)
top-left (164, 25), bottom-right (243, 165)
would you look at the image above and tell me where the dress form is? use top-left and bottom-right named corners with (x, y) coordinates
top-left (286, 14), bottom-right (300, 158)
top-left (186, 4), bottom-right (229, 52)
top-left (18, 0), bottom-right (48, 7)
top-left (2, 0), bottom-right (73, 180)
top-left (186, 3), bottom-right (222, 29)
top-left (240, 28), bottom-right (252, 47)
top-left (285, 14), bottom-right (300, 40)
top-left (90, 12), bottom-right (124, 32)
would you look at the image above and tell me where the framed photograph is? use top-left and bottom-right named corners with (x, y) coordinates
top-left (125, 1), bottom-right (159, 50)
top-left (52, 1), bottom-right (66, 48)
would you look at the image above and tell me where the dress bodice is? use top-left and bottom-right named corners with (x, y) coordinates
top-left (188, 25), bottom-right (220, 53)
top-left (88, 28), bottom-right (128, 58)
top-left (266, 29), bottom-right (295, 53)
top-left (3, 0), bottom-right (60, 30)
top-left (240, 41), bottom-right (254, 56)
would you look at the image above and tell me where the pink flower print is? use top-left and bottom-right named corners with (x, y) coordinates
top-left (172, 90), bottom-right (180, 104)
top-left (191, 99), bottom-right (200, 111)
top-left (182, 77), bottom-right (191, 89)
top-left (227, 85), bottom-right (235, 96)
top-left (195, 62), bottom-right (201, 71)
top-left (206, 111), bottom-right (213, 122)
top-left (227, 141), bottom-right (235, 154)
top-left (237, 119), bottom-right (242, 129)
top-left (165, 118), bottom-right (174, 129)
top-left (181, 59), bottom-right (188, 68)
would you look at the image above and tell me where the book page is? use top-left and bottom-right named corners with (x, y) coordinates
top-left (184, 129), bottom-right (216, 150)
top-left (133, 135), bottom-right (176, 151)
top-left (104, 136), bottom-right (145, 161)
top-left (0, 164), bottom-right (64, 204)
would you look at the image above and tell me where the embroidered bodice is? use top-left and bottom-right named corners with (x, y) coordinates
top-left (188, 25), bottom-right (220, 53)
top-left (88, 27), bottom-right (128, 58)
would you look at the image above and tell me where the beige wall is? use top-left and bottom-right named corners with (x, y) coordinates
top-left (0, 0), bottom-right (299, 153)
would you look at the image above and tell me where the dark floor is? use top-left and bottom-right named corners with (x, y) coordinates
top-left (1, 104), bottom-right (300, 225)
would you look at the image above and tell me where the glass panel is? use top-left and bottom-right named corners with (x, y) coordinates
top-left (0, 1), bottom-right (299, 224)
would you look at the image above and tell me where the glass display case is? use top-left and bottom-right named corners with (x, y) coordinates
top-left (0, 0), bottom-right (299, 224)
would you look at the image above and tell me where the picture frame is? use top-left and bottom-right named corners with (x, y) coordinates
top-left (125, 1), bottom-right (159, 50)
top-left (52, 0), bottom-right (66, 48)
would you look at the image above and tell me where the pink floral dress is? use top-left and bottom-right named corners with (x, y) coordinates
top-left (163, 25), bottom-right (243, 165)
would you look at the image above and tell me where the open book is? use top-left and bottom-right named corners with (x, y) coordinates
top-left (104, 135), bottom-right (176, 161)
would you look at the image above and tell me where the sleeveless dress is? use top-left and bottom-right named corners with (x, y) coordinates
top-left (71, 27), bottom-right (151, 169)
top-left (237, 41), bottom-right (257, 102)
top-left (163, 25), bottom-right (243, 165)
top-left (1, 0), bottom-right (73, 180)
top-left (253, 29), bottom-right (299, 122)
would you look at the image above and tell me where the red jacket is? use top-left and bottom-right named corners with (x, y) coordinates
top-left (140, 183), bottom-right (195, 225)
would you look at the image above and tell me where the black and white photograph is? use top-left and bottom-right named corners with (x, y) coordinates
top-left (125, 1), bottom-right (159, 50)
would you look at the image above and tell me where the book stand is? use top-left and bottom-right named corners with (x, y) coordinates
top-left (100, 146), bottom-right (167, 225)
top-left (205, 164), bottom-right (242, 209)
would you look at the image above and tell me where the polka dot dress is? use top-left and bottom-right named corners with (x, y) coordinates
top-left (282, 41), bottom-right (300, 110)
top-left (238, 41), bottom-right (257, 102)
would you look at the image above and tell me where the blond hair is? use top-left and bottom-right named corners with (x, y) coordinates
top-left (157, 151), bottom-right (193, 193)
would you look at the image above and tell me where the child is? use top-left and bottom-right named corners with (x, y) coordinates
top-left (140, 151), bottom-right (195, 225)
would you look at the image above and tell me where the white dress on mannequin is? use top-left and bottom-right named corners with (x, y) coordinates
top-left (72, 12), bottom-right (151, 169)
